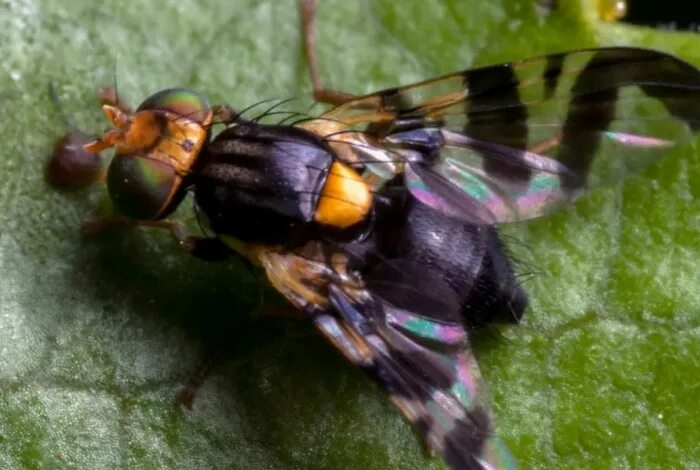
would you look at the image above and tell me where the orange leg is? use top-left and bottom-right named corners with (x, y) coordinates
top-left (298, 0), bottom-right (357, 105)
top-left (529, 132), bottom-right (563, 154)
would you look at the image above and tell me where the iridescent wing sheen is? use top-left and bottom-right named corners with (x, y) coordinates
top-left (305, 47), bottom-right (700, 224)
top-left (256, 244), bottom-right (516, 470)
top-left (316, 287), bottom-right (516, 470)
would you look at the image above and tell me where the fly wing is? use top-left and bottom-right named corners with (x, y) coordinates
top-left (306, 47), bottom-right (700, 224)
top-left (315, 260), bottom-right (517, 470)
top-left (257, 246), bottom-right (516, 469)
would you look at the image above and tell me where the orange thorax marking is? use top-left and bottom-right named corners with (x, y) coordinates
top-left (315, 161), bottom-right (371, 229)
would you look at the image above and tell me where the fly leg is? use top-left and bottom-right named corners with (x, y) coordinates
top-left (82, 216), bottom-right (232, 407)
top-left (179, 346), bottom-right (225, 409)
top-left (529, 132), bottom-right (563, 154)
top-left (179, 302), bottom-right (306, 409)
top-left (84, 216), bottom-right (236, 408)
top-left (211, 103), bottom-right (238, 124)
top-left (83, 217), bottom-right (231, 262)
top-left (298, 0), bottom-right (357, 105)
top-left (252, 303), bottom-right (308, 320)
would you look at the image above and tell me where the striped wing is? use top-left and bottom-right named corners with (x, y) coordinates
top-left (307, 47), bottom-right (700, 224)
top-left (257, 244), bottom-right (516, 470)
top-left (315, 285), bottom-right (516, 470)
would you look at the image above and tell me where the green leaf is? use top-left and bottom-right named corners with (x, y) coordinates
top-left (1, 0), bottom-right (698, 469)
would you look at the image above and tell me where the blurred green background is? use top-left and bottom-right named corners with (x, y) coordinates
top-left (0, 0), bottom-right (698, 469)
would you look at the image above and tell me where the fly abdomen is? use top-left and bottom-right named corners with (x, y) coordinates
top-left (372, 196), bottom-right (528, 329)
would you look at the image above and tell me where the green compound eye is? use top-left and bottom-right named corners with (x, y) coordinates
top-left (103, 88), bottom-right (211, 220)
top-left (138, 88), bottom-right (211, 123)
top-left (107, 155), bottom-right (180, 220)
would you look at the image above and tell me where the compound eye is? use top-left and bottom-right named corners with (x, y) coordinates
top-left (107, 155), bottom-right (180, 220)
top-left (137, 88), bottom-right (211, 124)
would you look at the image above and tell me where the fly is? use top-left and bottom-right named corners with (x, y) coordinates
top-left (49, 2), bottom-right (700, 468)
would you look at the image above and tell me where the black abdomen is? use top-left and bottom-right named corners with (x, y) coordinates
top-left (366, 197), bottom-right (527, 328)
